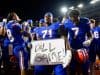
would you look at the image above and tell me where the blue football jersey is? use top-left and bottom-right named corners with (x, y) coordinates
top-left (90, 26), bottom-right (100, 48)
top-left (89, 26), bottom-right (100, 62)
top-left (64, 18), bottom-right (90, 49)
top-left (35, 22), bottom-right (60, 40)
top-left (6, 20), bottom-right (24, 45)
top-left (92, 26), bottom-right (100, 40)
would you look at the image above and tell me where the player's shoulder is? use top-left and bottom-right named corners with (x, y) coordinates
top-left (34, 27), bottom-right (39, 30)
top-left (63, 18), bottom-right (73, 27)
top-left (63, 18), bottom-right (71, 24)
top-left (95, 26), bottom-right (100, 31)
top-left (51, 21), bottom-right (61, 29)
top-left (33, 26), bottom-right (43, 33)
top-left (92, 26), bottom-right (100, 32)
top-left (7, 20), bottom-right (20, 27)
top-left (6, 20), bottom-right (14, 28)
top-left (12, 22), bottom-right (21, 28)
top-left (97, 25), bottom-right (100, 28)
top-left (7, 20), bottom-right (16, 25)
top-left (52, 21), bottom-right (60, 26)
top-left (80, 17), bottom-right (89, 24)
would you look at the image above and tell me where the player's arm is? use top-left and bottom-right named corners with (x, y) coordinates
top-left (87, 29), bottom-right (93, 40)
top-left (58, 24), bottom-right (71, 50)
top-left (2, 26), bottom-right (6, 36)
top-left (58, 24), bottom-right (72, 68)
top-left (22, 31), bottom-right (32, 40)
top-left (84, 18), bottom-right (92, 39)
top-left (87, 19), bottom-right (93, 40)
top-left (83, 20), bottom-right (93, 46)
top-left (30, 32), bottom-right (38, 40)
top-left (31, 28), bottom-right (41, 41)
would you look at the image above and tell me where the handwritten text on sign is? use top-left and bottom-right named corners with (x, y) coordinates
top-left (30, 39), bottom-right (65, 65)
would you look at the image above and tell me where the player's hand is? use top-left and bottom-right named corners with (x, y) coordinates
top-left (27, 43), bottom-right (32, 49)
top-left (83, 39), bottom-right (92, 47)
top-left (62, 50), bottom-right (72, 68)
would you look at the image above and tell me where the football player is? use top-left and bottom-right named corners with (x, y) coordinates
top-left (63, 10), bottom-right (92, 75)
top-left (33, 12), bottom-right (72, 75)
top-left (0, 21), bottom-right (7, 73)
top-left (89, 19), bottom-right (100, 75)
top-left (6, 12), bottom-right (28, 75)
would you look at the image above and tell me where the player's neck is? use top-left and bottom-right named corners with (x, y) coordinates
top-left (46, 22), bottom-right (52, 26)
top-left (73, 17), bottom-right (80, 26)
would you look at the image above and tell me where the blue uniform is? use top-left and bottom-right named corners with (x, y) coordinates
top-left (64, 18), bottom-right (90, 75)
top-left (22, 22), bottom-right (31, 45)
top-left (35, 23), bottom-right (60, 39)
top-left (32, 27), bottom-right (40, 35)
top-left (0, 23), bottom-right (9, 69)
top-left (6, 20), bottom-right (28, 69)
top-left (6, 21), bottom-right (24, 44)
top-left (89, 26), bottom-right (100, 62)
top-left (31, 26), bottom-right (40, 40)
top-left (0, 24), bottom-right (9, 69)
top-left (33, 22), bottom-right (67, 75)
top-left (64, 18), bottom-right (90, 49)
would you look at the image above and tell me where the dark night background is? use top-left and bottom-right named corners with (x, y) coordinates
top-left (0, 0), bottom-right (99, 20)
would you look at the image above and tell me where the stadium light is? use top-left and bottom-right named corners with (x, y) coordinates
top-left (90, 0), bottom-right (100, 4)
top-left (77, 3), bottom-right (83, 8)
top-left (69, 6), bottom-right (74, 10)
top-left (60, 6), bottom-right (68, 15)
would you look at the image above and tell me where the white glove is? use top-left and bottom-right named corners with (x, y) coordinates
top-left (83, 39), bottom-right (92, 47)
top-left (62, 50), bottom-right (72, 68)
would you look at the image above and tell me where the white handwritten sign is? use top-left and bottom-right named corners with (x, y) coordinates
top-left (30, 38), bottom-right (65, 65)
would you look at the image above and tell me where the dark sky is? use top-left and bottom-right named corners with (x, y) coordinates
top-left (0, 0), bottom-right (90, 20)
